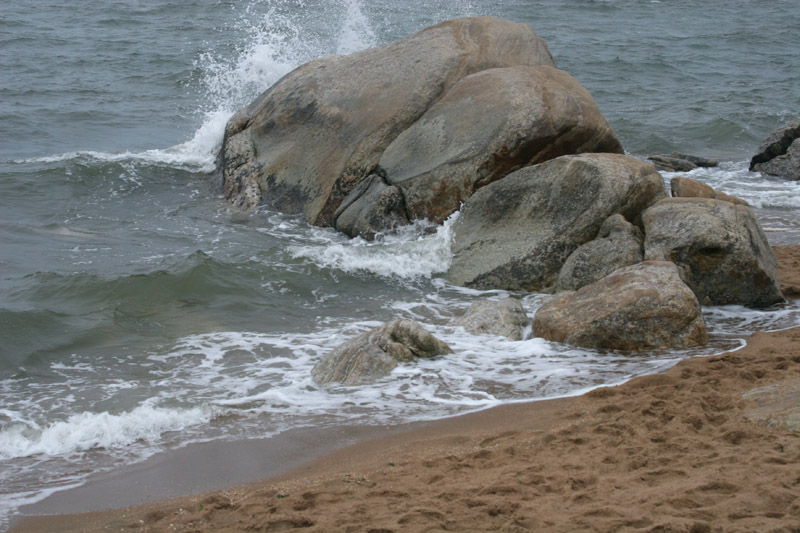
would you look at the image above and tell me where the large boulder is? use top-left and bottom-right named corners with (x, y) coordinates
top-left (220, 17), bottom-right (556, 226)
top-left (450, 298), bottom-right (528, 340)
top-left (533, 261), bottom-right (708, 351)
top-left (447, 153), bottom-right (667, 292)
top-left (555, 214), bottom-right (643, 292)
top-left (750, 120), bottom-right (800, 180)
top-left (642, 198), bottom-right (783, 308)
top-left (377, 65), bottom-right (623, 224)
top-left (311, 319), bottom-right (453, 386)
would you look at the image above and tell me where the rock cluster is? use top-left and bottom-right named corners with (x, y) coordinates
top-left (219, 16), bottom-right (622, 240)
top-left (219, 18), bottom-right (785, 382)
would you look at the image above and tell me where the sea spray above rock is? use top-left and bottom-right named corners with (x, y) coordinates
top-left (311, 319), bottom-right (453, 386)
top-left (219, 17), bottom-right (556, 225)
top-left (218, 17), bottom-right (623, 239)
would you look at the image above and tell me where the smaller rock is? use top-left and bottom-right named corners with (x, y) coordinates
top-left (670, 176), bottom-right (748, 206)
top-left (556, 214), bottom-right (643, 291)
top-left (648, 155), bottom-right (698, 172)
top-left (334, 174), bottom-right (410, 240)
top-left (750, 120), bottom-right (800, 180)
top-left (451, 298), bottom-right (528, 340)
top-left (647, 152), bottom-right (719, 173)
top-left (533, 261), bottom-right (708, 351)
top-left (668, 152), bottom-right (718, 168)
top-left (311, 319), bottom-right (453, 385)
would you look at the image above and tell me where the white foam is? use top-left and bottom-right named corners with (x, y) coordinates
top-left (0, 402), bottom-right (217, 460)
top-left (289, 214), bottom-right (458, 279)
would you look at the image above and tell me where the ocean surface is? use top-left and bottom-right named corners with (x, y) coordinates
top-left (1, 0), bottom-right (800, 526)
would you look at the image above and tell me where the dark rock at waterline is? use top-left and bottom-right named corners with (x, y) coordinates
top-left (333, 174), bottom-right (409, 240)
top-left (670, 176), bottom-right (748, 206)
top-left (556, 214), bottom-right (644, 292)
top-left (311, 319), bottom-right (453, 386)
top-left (447, 153), bottom-right (666, 292)
top-left (642, 197), bottom-right (783, 308)
top-left (647, 152), bottom-right (719, 172)
top-left (451, 298), bottom-right (528, 341)
top-left (533, 261), bottom-right (708, 351)
top-left (220, 17), bottom-right (556, 227)
top-left (750, 120), bottom-right (800, 180)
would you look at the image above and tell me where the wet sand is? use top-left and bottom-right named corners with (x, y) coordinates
top-left (12, 246), bottom-right (800, 532)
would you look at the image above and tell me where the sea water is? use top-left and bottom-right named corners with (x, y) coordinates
top-left (1, 0), bottom-right (800, 526)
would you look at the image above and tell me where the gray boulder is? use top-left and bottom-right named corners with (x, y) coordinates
top-left (533, 261), bottom-right (708, 351)
top-left (750, 120), bottom-right (800, 180)
top-left (220, 17), bottom-right (555, 226)
top-left (447, 153), bottom-right (667, 292)
top-left (642, 197), bottom-right (783, 308)
top-left (670, 176), bottom-right (748, 206)
top-left (379, 65), bottom-right (623, 224)
top-left (556, 214), bottom-right (643, 292)
top-left (451, 298), bottom-right (528, 340)
top-left (333, 174), bottom-right (409, 240)
top-left (311, 319), bottom-right (453, 386)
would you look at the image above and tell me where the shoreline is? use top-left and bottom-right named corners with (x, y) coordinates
top-left (11, 246), bottom-right (800, 531)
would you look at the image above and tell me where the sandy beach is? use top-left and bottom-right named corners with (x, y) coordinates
top-left (12, 246), bottom-right (800, 532)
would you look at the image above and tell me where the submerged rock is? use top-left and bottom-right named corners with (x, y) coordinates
top-left (311, 319), bottom-right (453, 386)
top-left (533, 261), bottom-right (708, 351)
top-left (750, 120), bottom-right (800, 180)
top-left (451, 298), bottom-right (528, 340)
top-left (642, 197), bottom-right (783, 308)
top-left (447, 153), bottom-right (666, 292)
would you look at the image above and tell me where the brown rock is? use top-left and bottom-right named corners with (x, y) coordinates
top-left (533, 261), bottom-right (708, 351)
top-left (670, 176), bottom-right (748, 206)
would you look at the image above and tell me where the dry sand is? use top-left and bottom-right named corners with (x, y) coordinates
top-left (13, 247), bottom-right (800, 532)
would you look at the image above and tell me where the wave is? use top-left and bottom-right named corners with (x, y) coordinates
top-left (14, 0), bottom-right (380, 172)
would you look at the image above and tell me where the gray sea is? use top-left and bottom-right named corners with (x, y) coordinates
top-left (1, 0), bottom-right (800, 526)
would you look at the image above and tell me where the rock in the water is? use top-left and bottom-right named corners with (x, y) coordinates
top-left (451, 298), bottom-right (528, 340)
top-left (647, 152), bottom-right (719, 172)
top-left (379, 65), bottom-right (623, 224)
top-left (750, 120), bottom-right (800, 180)
top-left (642, 197), bottom-right (783, 308)
top-left (311, 319), bottom-right (453, 386)
top-left (220, 17), bottom-right (555, 226)
top-left (556, 214), bottom-right (643, 292)
top-left (648, 155), bottom-right (698, 172)
top-left (333, 174), bottom-right (409, 240)
top-left (447, 153), bottom-right (666, 292)
top-left (670, 176), bottom-right (748, 206)
top-left (533, 261), bottom-right (708, 351)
